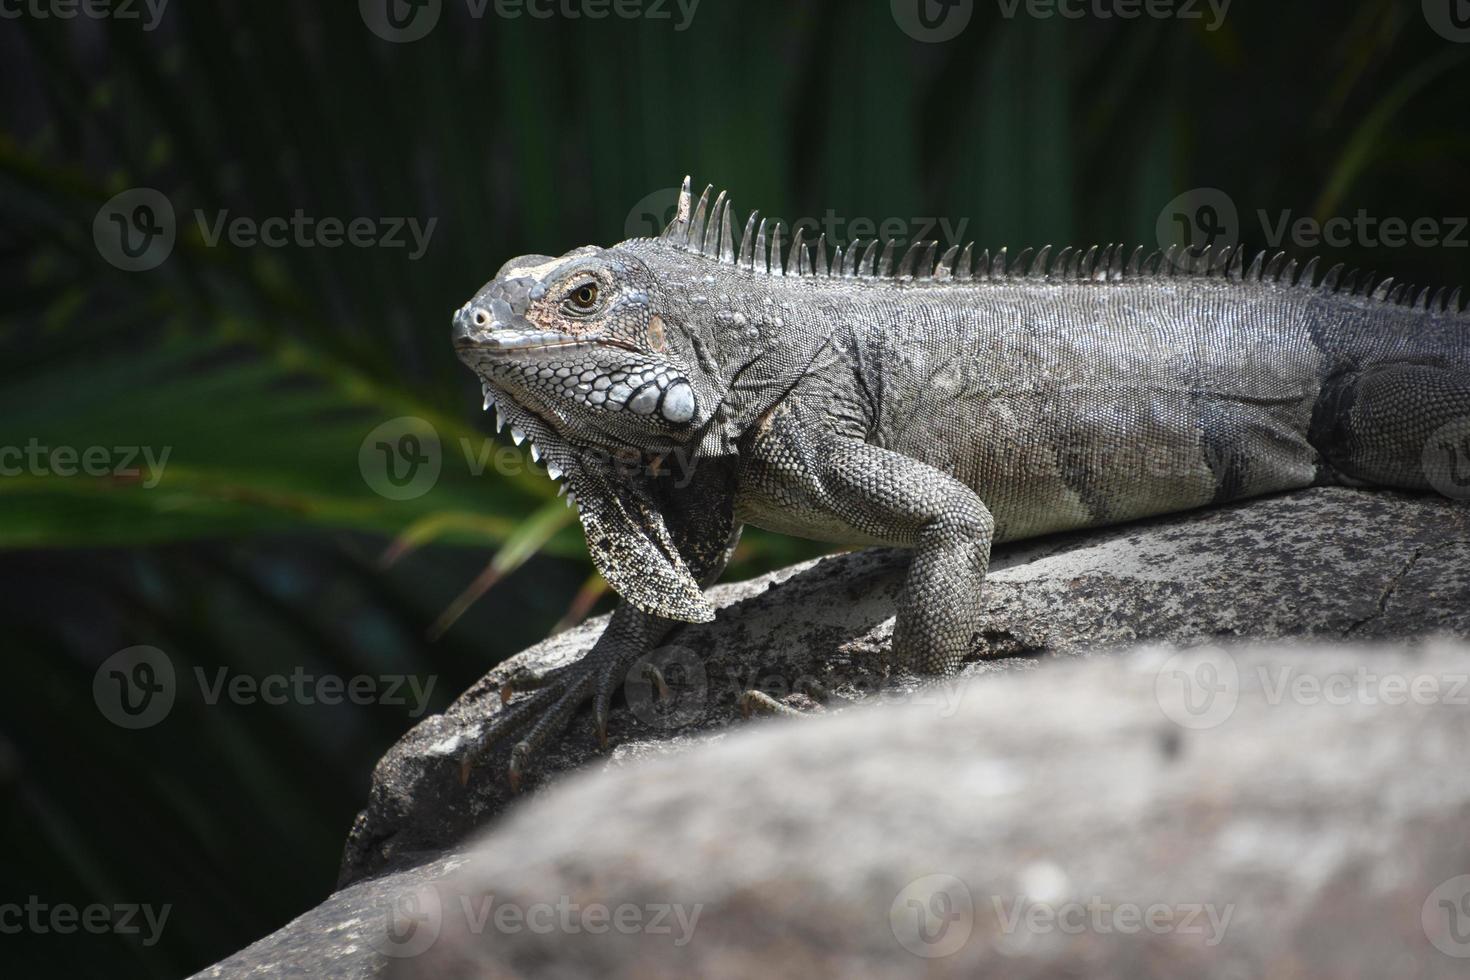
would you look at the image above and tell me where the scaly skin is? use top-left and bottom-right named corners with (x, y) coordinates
top-left (452, 176), bottom-right (1470, 786)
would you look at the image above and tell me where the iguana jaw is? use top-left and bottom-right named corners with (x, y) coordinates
top-left (452, 302), bottom-right (585, 353)
top-left (460, 331), bottom-right (587, 353)
top-left (467, 376), bottom-right (715, 623)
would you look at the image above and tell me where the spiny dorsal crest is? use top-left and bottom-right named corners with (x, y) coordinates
top-left (654, 176), bottom-right (1466, 316)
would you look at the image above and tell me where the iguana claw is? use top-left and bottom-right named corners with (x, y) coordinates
top-left (641, 663), bottom-right (672, 702)
top-left (459, 606), bottom-right (672, 788)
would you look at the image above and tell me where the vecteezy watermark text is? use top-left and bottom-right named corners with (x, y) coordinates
top-left (0, 439), bottom-right (170, 488)
top-left (369, 883), bottom-right (703, 958)
top-left (991, 895), bottom-right (1234, 947)
top-left (94, 188), bottom-right (439, 272)
top-left (194, 210), bottom-right (437, 261)
top-left (360, 0), bottom-right (699, 43)
top-left (195, 666), bottom-right (437, 718)
top-left (0, 897), bottom-right (171, 948)
top-left (623, 186), bottom-right (971, 253)
top-left (1158, 188), bottom-right (1468, 255)
top-left (888, 872), bottom-right (1233, 959)
top-left (1258, 210), bottom-right (1469, 251)
top-left (996, 0), bottom-right (1231, 31)
top-left (1154, 647), bottom-right (1470, 731)
top-left (0, 0), bottom-right (168, 30)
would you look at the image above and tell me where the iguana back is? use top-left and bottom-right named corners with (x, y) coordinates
top-left (615, 217), bottom-right (1469, 544)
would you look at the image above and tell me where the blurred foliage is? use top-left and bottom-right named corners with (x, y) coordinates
top-left (0, 1), bottom-right (1466, 976)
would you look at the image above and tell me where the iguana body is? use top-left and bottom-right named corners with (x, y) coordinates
top-left (453, 176), bottom-right (1470, 785)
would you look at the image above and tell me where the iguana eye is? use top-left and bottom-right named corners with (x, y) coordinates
top-left (564, 281), bottom-right (600, 315)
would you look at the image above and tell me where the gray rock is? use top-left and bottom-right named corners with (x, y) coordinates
top-left (200, 640), bottom-right (1470, 978)
top-left (394, 641), bottom-right (1470, 980)
top-left (191, 853), bottom-right (466, 980)
top-left (341, 488), bottom-right (1470, 885)
top-left (193, 488), bottom-right (1470, 977)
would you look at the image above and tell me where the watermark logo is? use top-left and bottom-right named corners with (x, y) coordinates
top-left (360, 0), bottom-right (443, 42)
top-left (361, 417), bottom-right (442, 501)
top-left (1424, 876), bottom-right (1470, 957)
top-left (1156, 187), bottom-right (1240, 258)
top-left (624, 186), bottom-right (682, 240)
top-left (1424, 419), bottom-right (1470, 501)
top-left (1425, 0), bottom-right (1470, 43)
top-left (1154, 648), bottom-right (1240, 730)
top-left (890, 873), bottom-right (974, 958)
top-left (0, 0), bottom-right (170, 30)
top-left (93, 646), bottom-right (177, 730)
top-left (370, 883), bottom-right (444, 958)
top-left (94, 188), bottom-right (176, 272)
top-left (624, 644), bottom-right (709, 729)
top-left (892, 0), bottom-right (973, 42)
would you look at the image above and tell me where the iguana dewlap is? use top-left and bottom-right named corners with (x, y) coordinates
top-left (452, 176), bottom-right (1470, 787)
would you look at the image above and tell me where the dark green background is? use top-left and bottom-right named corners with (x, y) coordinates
top-left (2, 1), bottom-right (1466, 975)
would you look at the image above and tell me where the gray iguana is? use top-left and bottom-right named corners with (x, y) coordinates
top-left (452, 176), bottom-right (1470, 786)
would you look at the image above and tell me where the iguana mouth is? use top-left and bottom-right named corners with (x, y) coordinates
top-left (474, 332), bottom-right (585, 353)
top-left (452, 300), bottom-right (588, 355)
top-left (453, 314), bottom-right (583, 356)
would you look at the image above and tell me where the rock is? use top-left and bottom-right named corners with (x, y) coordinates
top-left (392, 640), bottom-right (1470, 979)
top-left (340, 488), bottom-right (1470, 886)
top-left (199, 641), bottom-right (1470, 978)
top-left (190, 853), bottom-right (466, 980)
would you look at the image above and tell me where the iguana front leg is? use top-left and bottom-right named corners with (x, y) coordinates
top-left (461, 459), bottom-right (740, 789)
top-left (742, 409), bottom-right (996, 674)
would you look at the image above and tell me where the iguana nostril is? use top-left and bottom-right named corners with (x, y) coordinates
top-left (451, 307), bottom-right (478, 347)
top-left (472, 309), bottom-right (491, 328)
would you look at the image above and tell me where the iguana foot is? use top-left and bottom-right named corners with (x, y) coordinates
top-left (459, 607), bottom-right (669, 790)
top-left (458, 665), bottom-right (591, 790)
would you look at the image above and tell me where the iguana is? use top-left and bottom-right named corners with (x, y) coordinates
top-left (452, 176), bottom-right (1470, 787)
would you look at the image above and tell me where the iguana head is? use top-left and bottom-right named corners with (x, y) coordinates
top-left (453, 231), bottom-right (724, 623)
top-left (453, 245), bottom-right (711, 455)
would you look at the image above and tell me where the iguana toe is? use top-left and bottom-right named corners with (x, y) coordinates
top-left (738, 689), bottom-right (811, 719)
top-left (458, 669), bottom-right (583, 786)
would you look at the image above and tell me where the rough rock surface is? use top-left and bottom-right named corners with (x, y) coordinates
top-left (201, 642), bottom-right (1470, 979)
top-left (190, 854), bottom-right (468, 980)
top-left (192, 488), bottom-right (1470, 978)
top-left (396, 641), bottom-right (1470, 980)
top-left (341, 488), bottom-right (1470, 885)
